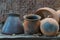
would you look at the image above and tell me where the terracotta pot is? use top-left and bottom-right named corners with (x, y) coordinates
top-left (2, 13), bottom-right (24, 35)
top-left (56, 10), bottom-right (60, 31)
top-left (40, 18), bottom-right (59, 36)
top-left (35, 7), bottom-right (59, 22)
top-left (23, 14), bottom-right (41, 34)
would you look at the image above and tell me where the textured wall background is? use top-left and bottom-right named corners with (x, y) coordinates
top-left (0, 0), bottom-right (60, 23)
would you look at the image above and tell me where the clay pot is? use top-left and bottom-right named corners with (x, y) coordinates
top-left (56, 10), bottom-right (60, 23)
top-left (56, 10), bottom-right (60, 31)
top-left (23, 14), bottom-right (41, 34)
top-left (35, 7), bottom-right (59, 22)
top-left (40, 18), bottom-right (59, 36)
top-left (2, 13), bottom-right (24, 35)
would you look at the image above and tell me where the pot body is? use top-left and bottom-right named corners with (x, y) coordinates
top-left (56, 10), bottom-right (60, 31)
top-left (24, 20), bottom-right (40, 34)
top-left (23, 14), bottom-right (41, 34)
top-left (2, 14), bottom-right (24, 35)
top-left (40, 18), bottom-right (59, 36)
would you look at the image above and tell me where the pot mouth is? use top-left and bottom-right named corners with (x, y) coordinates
top-left (7, 13), bottom-right (20, 17)
top-left (24, 14), bottom-right (41, 21)
top-left (6, 11), bottom-right (20, 17)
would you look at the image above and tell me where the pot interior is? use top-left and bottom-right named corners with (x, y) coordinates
top-left (26, 16), bottom-right (38, 19)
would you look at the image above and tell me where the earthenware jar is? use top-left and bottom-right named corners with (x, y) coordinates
top-left (2, 12), bottom-right (24, 35)
top-left (23, 14), bottom-right (41, 34)
top-left (35, 7), bottom-right (59, 22)
top-left (40, 18), bottom-right (59, 36)
top-left (56, 10), bottom-right (60, 31)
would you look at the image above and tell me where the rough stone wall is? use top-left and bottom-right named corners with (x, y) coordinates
top-left (0, 0), bottom-right (60, 23)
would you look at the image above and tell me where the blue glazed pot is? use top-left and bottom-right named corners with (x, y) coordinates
top-left (40, 18), bottom-right (59, 36)
top-left (2, 13), bottom-right (24, 35)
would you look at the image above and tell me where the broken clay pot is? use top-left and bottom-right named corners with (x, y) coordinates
top-left (35, 7), bottom-right (59, 22)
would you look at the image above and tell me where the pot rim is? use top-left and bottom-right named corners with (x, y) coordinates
top-left (23, 14), bottom-right (41, 21)
top-left (6, 13), bottom-right (20, 17)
